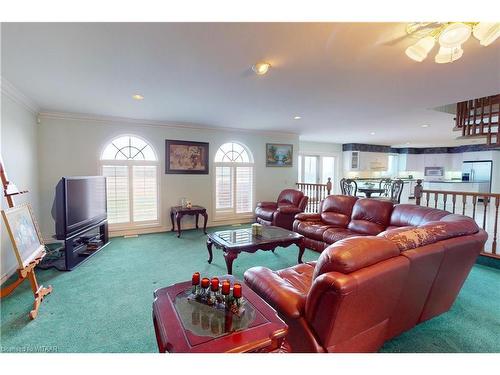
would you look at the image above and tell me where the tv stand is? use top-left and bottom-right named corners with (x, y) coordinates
top-left (41, 220), bottom-right (109, 271)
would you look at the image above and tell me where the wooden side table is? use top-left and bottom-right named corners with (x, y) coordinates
top-left (170, 205), bottom-right (208, 238)
top-left (152, 277), bottom-right (288, 353)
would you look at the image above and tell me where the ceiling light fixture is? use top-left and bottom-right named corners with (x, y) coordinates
top-left (370, 132), bottom-right (376, 135)
top-left (252, 62), bottom-right (271, 75)
top-left (132, 94), bottom-right (144, 100)
top-left (421, 124), bottom-right (429, 128)
top-left (404, 22), bottom-right (500, 64)
top-left (293, 116), bottom-right (302, 120)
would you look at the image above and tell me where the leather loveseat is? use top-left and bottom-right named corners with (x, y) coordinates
top-left (255, 189), bottom-right (308, 231)
top-left (244, 200), bottom-right (487, 352)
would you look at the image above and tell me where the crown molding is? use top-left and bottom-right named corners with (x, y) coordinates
top-left (37, 111), bottom-right (299, 139)
top-left (0, 77), bottom-right (40, 114)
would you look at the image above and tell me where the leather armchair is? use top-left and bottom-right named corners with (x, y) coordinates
top-left (255, 189), bottom-right (308, 230)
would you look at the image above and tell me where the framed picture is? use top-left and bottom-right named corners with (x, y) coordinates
top-left (2, 204), bottom-right (45, 269)
top-left (165, 140), bottom-right (209, 174)
top-left (266, 143), bottom-right (293, 167)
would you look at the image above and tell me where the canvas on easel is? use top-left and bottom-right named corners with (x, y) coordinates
top-left (2, 203), bottom-right (45, 269)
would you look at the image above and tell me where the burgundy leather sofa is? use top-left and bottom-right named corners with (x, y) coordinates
top-left (244, 198), bottom-right (487, 352)
top-left (255, 189), bottom-right (308, 231)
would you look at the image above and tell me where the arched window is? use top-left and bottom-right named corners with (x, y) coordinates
top-left (214, 142), bottom-right (254, 219)
top-left (101, 135), bottom-right (159, 228)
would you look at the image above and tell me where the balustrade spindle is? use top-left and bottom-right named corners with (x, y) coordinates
top-left (482, 196), bottom-right (489, 230)
top-left (472, 196), bottom-right (477, 220)
top-left (462, 195), bottom-right (467, 215)
top-left (443, 193), bottom-right (447, 211)
top-left (493, 197), bottom-right (499, 254)
top-left (452, 194), bottom-right (456, 214)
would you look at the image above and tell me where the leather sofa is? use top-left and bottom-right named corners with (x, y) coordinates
top-left (255, 189), bottom-right (308, 231)
top-left (244, 200), bottom-right (487, 352)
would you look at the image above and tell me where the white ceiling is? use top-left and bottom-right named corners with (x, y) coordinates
top-left (2, 22), bottom-right (499, 147)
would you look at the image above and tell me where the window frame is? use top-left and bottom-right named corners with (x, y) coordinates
top-left (100, 135), bottom-right (161, 231)
top-left (212, 142), bottom-right (255, 221)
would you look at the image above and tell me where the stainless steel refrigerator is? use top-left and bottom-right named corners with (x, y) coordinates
top-left (462, 160), bottom-right (493, 193)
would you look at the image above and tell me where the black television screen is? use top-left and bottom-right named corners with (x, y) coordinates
top-left (54, 176), bottom-right (107, 239)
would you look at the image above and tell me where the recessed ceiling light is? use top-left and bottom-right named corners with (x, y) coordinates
top-left (293, 116), bottom-right (302, 120)
top-left (406, 142), bottom-right (410, 145)
top-left (252, 62), bottom-right (271, 75)
top-left (370, 132), bottom-right (376, 135)
top-left (421, 124), bottom-right (429, 128)
top-left (132, 94), bottom-right (144, 101)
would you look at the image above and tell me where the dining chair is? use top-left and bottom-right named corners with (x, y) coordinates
top-left (390, 179), bottom-right (404, 203)
top-left (340, 178), bottom-right (358, 196)
top-left (378, 178), bottom-right (392, 197)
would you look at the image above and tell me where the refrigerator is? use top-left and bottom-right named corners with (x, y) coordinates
top-left (462, 160), bottom-right (492, 193)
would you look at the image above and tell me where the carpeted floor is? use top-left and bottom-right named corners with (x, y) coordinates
top-left (1, 226), bottom-right (499, 353)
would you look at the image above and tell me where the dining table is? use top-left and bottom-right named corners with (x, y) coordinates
top-left (358, 187), bottom-right (385, 198)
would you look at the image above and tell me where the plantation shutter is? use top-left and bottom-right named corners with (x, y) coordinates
top-left (216, 166), bottom-right (233, 210)
top-left (132, 165), bottom-right (158, 222)
top-left (235, 166), bottom-right (253, 213)
top-left (102, 165), bottom-right (130, 224)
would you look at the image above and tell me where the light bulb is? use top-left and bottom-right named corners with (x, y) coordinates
top-left (405, 36), bottom-right (436, 62)
top-left (435, 45), bottom-right (464, 64)
top-left (252, 62), bottom-right (271, 75)
top-left (473, 22), bottom-right (500, 46)
top-left (439, 23), bottom-right (471, 48)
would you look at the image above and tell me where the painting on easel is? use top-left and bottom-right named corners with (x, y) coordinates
top-left (2, 203), bottom-right (45, 269)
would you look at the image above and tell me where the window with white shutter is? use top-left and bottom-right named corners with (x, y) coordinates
top-left (214, 142), bottom-right (254, 220)
top-left (101, 135), bottom-right (159, 230)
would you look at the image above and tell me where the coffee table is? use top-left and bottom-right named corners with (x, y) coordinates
top-left (152, 277), bottom-right (288, 353)
top-left (206, 226), bottom-right (304, 274)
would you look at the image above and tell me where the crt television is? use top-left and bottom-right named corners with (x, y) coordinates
top-left (53, 176), bottom-right (107, 240)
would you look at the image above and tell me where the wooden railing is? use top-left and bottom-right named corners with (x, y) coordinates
top-left (414, 179), bottom-right (499, 258)
top-left (296, 178), bottom-right (332, 213)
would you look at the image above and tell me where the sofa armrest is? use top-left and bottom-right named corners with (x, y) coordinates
top-left (257, 201), bottom-right (278, 208)
top-left (244, 266), bottom-right (306, 319)
top-left (277, 205), bottom-right (302, 215)
top-left (295, 213), bottom-right (321, 221)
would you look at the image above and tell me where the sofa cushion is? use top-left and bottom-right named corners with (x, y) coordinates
top-left (322, 228), bottom-right (368, 244)
top-left (313, 236), bottom-right (400, 279)
top-left (389, 204), bottom-right (449, 227)
top-left (254, 206), bottom-right (275, 221)
top-left (244, 263), bottom-right (316, 319)
top-left (277, 189), bottom-right (305, 207)
top-left (347, 199), bottom-right (394, 235)
top-left (320, 195), bottom-right (358, 227)
top-left (295, 221), bottom-right (336, 241)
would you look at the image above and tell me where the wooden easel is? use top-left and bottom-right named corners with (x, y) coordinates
top-left (0, 156), bottom-right (52, 319)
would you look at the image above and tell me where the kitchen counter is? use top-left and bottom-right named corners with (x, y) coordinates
top-left (425, 180), bottom-right (487, 183)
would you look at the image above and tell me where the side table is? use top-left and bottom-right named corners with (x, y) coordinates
top-left (170, 205), bottom-right (208, 238)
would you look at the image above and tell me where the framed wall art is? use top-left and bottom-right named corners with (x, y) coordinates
top-left (266, 143), bottom-right (293, 167)
top-left (165, 140), bottom-right (210, 174)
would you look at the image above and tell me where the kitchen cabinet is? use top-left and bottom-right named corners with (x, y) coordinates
top-left (398, 153), bottom-right (424, 172)
top-left (343, 151), bottom-right (388, 172)
top-left (450, 153), bottom-right (463, 171)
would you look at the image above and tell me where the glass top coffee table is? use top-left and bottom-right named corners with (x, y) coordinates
top-left (206, 226), bottom-right (304, 274)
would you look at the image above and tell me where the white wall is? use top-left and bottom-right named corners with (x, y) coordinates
top-left (37, 114), bottom-right (299, 240)
top-left (299, 141), bottom-right (343, 194)
top-left (1, 92), bottom-right (40, 282)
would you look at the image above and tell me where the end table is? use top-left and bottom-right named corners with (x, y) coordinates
top-left (170, 205), bottom-right (208, 238)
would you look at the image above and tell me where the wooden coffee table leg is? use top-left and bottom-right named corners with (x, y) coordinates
top-left (207, 238), bottom-right (213, 264)
top-left (223, 250), bottom-right (238, 275)
top-left (195, 213), bottom-right (199, 229)
top-left (298, 241), bottom-right (305, 264)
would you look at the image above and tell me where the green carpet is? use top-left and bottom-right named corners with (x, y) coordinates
top-left (1, 226), bottom-right (499, 353)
